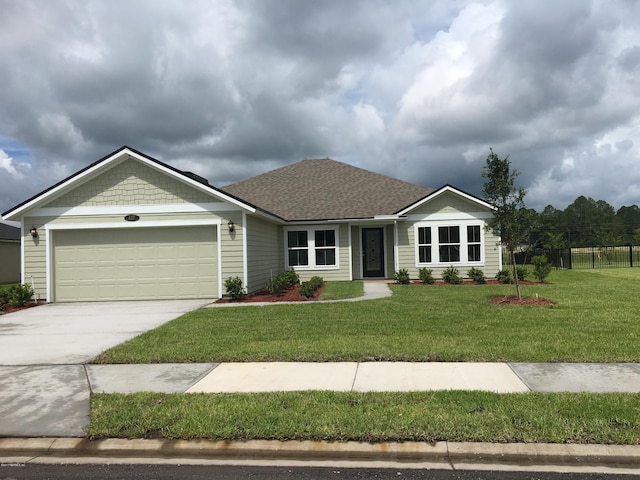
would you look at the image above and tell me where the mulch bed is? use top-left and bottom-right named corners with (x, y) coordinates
top-left (1, 301), bottom-right (46, 315)
top-left (216, 283), bottom-right (326, 303)
top-left (490, 296), bottom-right (556, 306)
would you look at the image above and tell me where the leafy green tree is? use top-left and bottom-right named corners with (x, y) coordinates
top-left (563, 196), bottom-right (623, 247)
top-left (617, 205), bottom-right (640, 244)
top-left (482, 149), bottom-right (530, 299)
top-left (538, 205), bottom-right (568, 248)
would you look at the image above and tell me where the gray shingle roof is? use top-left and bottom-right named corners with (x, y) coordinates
top-left (0, 222), bottom-right (20, 241)
top-left (222, 158), bottom-right (434, 221)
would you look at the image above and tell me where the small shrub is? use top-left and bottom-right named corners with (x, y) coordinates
top-left (467, 267), bottom-right (486, 284)
top-left (0, 290), bottom-right (9, 311)
top-left (418, 268), bottom-right (435, 285)
top-left (442, 266), bottom-right (462, 284)
top-left (495, 268), bottom-right (512, 284)
top-left (393, 268), bottom-right (411, 285)
top-left (532, 255), bottom-right (553, 282)
top-left (516, 265), bottom-right (528, 281)
top-left (299, 276), bottom-right (324, 298)
top-left (224, 276), bottom-right (246, 300)
top-left (8, 284), bottom-right (34, 307)
top-left (267, 270), bottom-right (300, 296)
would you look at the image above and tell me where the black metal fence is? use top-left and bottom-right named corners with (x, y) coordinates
top-left (507, 246), bottom-right (640, 269)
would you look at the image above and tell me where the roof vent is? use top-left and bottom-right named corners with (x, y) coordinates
top-left (182, 171), bottom-right (209, 186)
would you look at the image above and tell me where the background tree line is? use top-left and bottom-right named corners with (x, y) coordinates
top-left (524, 197), bottom-right (640, 249)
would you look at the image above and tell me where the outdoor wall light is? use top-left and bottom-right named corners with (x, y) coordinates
top-left (30, 226), bottom-right (38, 238)
top-left (227, 220), bottom-right (235, 233)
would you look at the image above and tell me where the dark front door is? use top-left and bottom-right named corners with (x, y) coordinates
top-left (362, 228), bottom-right (385, 277)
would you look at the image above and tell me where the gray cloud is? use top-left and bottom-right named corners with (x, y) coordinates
top-left (2, 0), bottom-right (640, 216)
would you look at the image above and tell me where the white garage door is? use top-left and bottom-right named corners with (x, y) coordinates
top-left (53, 226), bottom-right (217, 302)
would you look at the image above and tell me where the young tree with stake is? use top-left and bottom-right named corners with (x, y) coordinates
top-left (482, 149), bottom-right (530, 300)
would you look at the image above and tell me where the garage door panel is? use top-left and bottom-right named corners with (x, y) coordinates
top-left (53, 226), bottom-right (217, 302)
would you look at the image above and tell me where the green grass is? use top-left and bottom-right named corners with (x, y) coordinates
top-left (93, 269), bottom-right (640, 363)
top-left (318, 280), bottom-right (364, 300)
top-left (89, 391), bottom-right (640, 444)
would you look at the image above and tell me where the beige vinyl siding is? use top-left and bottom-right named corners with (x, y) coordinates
top-left (0, 240), bottom-right (20, 284)
top-left (23, 216), bottom-right (51, 300)
top-left (45, 157), bottom-right (217, 207)
top-left (481, 228), bottom-right (501, 278)
top-left (384, 224), bottom-right (395, 278)
top-left (219, 211), bottom-right (245, 285)
top-left (351, 225), bottom-right (362, 279)
top-left (396, 221), bottom-right (413, 279)
top-left (246, 215), bottom-right (282, 294)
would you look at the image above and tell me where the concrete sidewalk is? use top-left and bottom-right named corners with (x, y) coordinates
top-left (5, 361), bottom-right (640, 437)
top-left (86, 361), bottom-right (640, 395)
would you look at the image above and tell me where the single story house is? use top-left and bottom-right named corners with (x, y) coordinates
top-left (2, 146), bottom-right (500, 302)
top-left (0, 222), bottom-right (21, 284)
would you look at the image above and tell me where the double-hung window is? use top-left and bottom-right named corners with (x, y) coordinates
top-left (467, 225), bottom-right (482, 262)
top-left (417, 227), bottom-right (432, 263)
top-left (314, 230), bottom-right (336, 266)
top-left (438, 226), bottom-right (460, 262)
top-left (286, 228), bottom-right (338, 269)
top-left (287, 231), bottom-right (309, 267)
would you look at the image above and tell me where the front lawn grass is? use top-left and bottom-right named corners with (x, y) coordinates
top-left (89, 391), bottom-right (640, 444)
top-left (93, 269), bottom-right (640, 363)
top-left (318, 280), bottom-right (364, 300)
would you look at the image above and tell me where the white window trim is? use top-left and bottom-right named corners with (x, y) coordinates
top-left (414, 220), bottom-right (485, 267)
top-left (284, 226), bottom-right (340, 271)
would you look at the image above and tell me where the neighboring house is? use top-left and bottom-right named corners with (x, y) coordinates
top-left (0, 222), bottom-right (21, 284)
top-left (1, 146), bottom-right (500, 302)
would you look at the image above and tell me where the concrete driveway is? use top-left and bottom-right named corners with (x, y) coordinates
top-left (0, 299), bottom-right (209, 437)
top-left (0, 299), bottom-right (209, 365)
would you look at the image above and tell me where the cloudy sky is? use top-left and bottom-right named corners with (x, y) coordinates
top-left (2, 0), bottom-right (640, 218)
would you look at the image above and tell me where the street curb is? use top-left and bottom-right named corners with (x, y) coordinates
top-left (1, 438), bottom-right (639, 469)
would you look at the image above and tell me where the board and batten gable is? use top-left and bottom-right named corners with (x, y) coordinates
top-left (20, 154), bottom-right (247, 301)
top-left (396, 189), bottom-right (500, 280)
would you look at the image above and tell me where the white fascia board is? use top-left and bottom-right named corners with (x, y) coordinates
top-left (250, 209), bottom-right (287, 225)
top-left (284, 217), bottom-right (395, 226)
top-left (396, 186), bottom-right (495, 216)
top-left (404, 211), bottom-right (494, 222)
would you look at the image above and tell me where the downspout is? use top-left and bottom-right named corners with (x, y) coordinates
top-left (20, 217), bottom-right (25, 285)
top-left (393, 220), bottom-right (399, 273)
top-left (347, 223), bottom-right (353, 280)
top-left (242, 210), bottom-right (248, 291)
